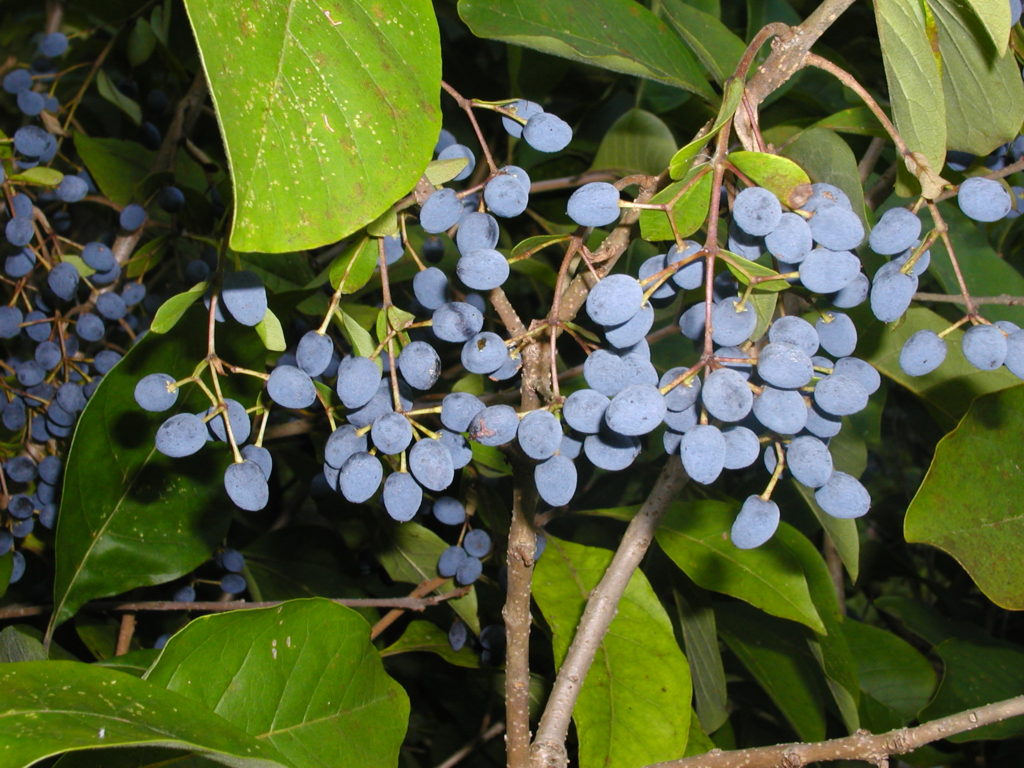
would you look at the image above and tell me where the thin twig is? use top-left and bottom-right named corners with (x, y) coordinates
top-left (115, 613), bottom-right (136, 656)
top-left (529, 458), bottom-right (689, 768)
top-left (648, 695), bottom-right (1024, 768)
top-left (370, 576), bottom-right (454, 640)
top-left (914, 292), bottom-right (1024, 306)
top-left (0, 589), bottom-right (471, 621)
top-left (435, 720), bottom-right (507, 768)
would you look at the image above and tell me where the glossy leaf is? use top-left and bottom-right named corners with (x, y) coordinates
top-left (0, 661), bottom-right (289, 767)
top-left (717, 603), bottom-right (827, 742)
top-left (841, 619), bottom-right (936, 722)
top-left (874, 0), bottom-right (946, 178)
top-left (639, 166), bottom-right (713, 242)
top-left (669, 78), bottom-right (743, 179)
top-left (381, 619), bottom-right (480, 668)
top-left (423, 157), bottom-right (469, 187)
top-left (590, 109), bottom-right (677, 175)
top-left (857, 305), bottom-right (1020, 423)
top-left (145, 599), bottom-right (409, 767)
top-left (48, 312), bottom-right (263, 635)
top-left (183, 0), bottom-right (441, 253)
top-left (533, 536), bottom-right (691, 768)
top-left (8, 167), bottom-right (63, 186)
top-left (660, 0), bottom-right (746, 85)
top-left (932, 0), bottom-right (1024, 155)
top-left (377, 522), bottom-right (480, 634)
top-left (655, 501), bottom-right (825, 633)
top-left (458, 0), bottom-right (716, 101)
top-left (0, 626), bottom-right (47, 663)
top-left (809, 106), bottom-right (886, 138)
top-left (727, 151), bottom-right (812, 208)
top-left (244, 526), bottom-right (367, 603)
top-left (905, 386), bottom-right (1024, 609)
top-left (150, 283), bottom-right (208, 333)
top-left (338, 307), bottom-right (376, 359)
top-left (920, 637), bottom-right (1024, 740)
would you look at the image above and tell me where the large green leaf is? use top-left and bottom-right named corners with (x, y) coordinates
top-left (920, 637), bottom-right (1024, 741)
top-left (457, 0), bottom-right (716, 101)
top-left (660, 0), bottom-right (746, 85)
top-left (930, 203), bottom-right (1024, 326)
top-left (73, 135), bottom-right (154, 206)
top-left (963, 0), bottom-right (1011, 54)
top-left (930, 0), bottom-right (1024, 154)
top-left (0, 661), bottom-right (289, 768)
top-left (533, 536), bottom-right (691, 768)
top-left (49, 312), bottom-right (263, 635)
top-left (716, 603), bottom-right (827, 742)
top-left (655, 501), bottom-right (825, 633)
top-left (674, 589), bottom-right (728, 733)
top-left (183, 0), bottom-right (441, 252)
top-left (905, 386), bottom-right (1024, 609)
top-left (774, 527), bottom-right (860, 732)
top-left (145, 599), bottom-right (409, 767)
top-left (841, 620), bottom-right (936, 725)
top-left (874, 0), bottom-right (946, 176)
top-left (376, 522), bottom-right (479, 634)
top-left (590, 109), bottom-right (677, 175)
top-left (778, 128), bottom-right (866, 225)
top-left (857, 305), bottom-right (1020, 423)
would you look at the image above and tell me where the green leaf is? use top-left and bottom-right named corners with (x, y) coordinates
top-left (97, 69), bottom-right (142, 126)
top-left (931, 0), bottom-right (1024, 155)
top-left (254, 308), bottom-right (286, 351)
top-left (150, 282), bottom-right (208, 334)
top-left (183, 0), bottom-right (442, 253)
top-left (778, 128), bottom-right (866, 226)
top-left (590, 109), bottom-right (677, 175)
top-left (74, 135), bottom-right (153, 206)
top-left (962, 0), bottom-right (1011, 53)
top-left (718, 250), bottom-right (791, 292)
top-left (674, 589), bottom-right (728, 733)
top-left (0, 661), bottom-right (289, 767)
top-left (377, 522), bottom-right (479, 634)
top-left (808, 106), bottom-right (886, 138)
top-left (748, 290), bottom-right (777, 343)
top-left (792, 482), bottom-right (860, 582)
top-left (470, 442), bottom-right (512, 476)
top-left (841, 620), bottom-right (936, 722)
top-left (145, 599), bottom-right (409, 767)
top-left (381, 619), bottom-right (480, 668)
top-left (7, 166), bottom-right (63, 186)
top-left (930, 203), bottom-right (1024, 326)
top-left (244, 526), bottom-right (367, 602)
top-left (533, 536), bottom-right (691, 768)
top-left (639, 166), bottom-right (713, 242)
top-left (905, 386), bottom-right (1024, 609)
top-left (775, 526), bottom-right (860, 732)
top-left (727, 151), bottom-right (812, 208)
top-left (97, 649), bottom-right (160, 678)
top-left (660, 0), bottom-right (746, 85)
top-left (329, 237), bottom-right (379, 293)
top-left (128, 17), bottom-right (158, 66)
top-left (510, 234), bottom-right (571, 259)
top-left (920, 637), bottom-right (1024, 740)
top-left (717, 603), bottom-right (827, 742)
top-left (874, 0), bottom-right (946, 177)
top-left (655, 501), bottom-right (825, 633)
top-left (338, 308), bottom-right (376, 359)
top-left (49, 311), bottom-right (263, 635)
top-left (857, 306), bottom-right (1020, 423)
top-left (669, 78), bottom-right (743, 179)
top-left (457, 0), bottom-right (716, 101)
top-left (0, 626), bottom-right (47, 663)
top-left (423, 157), bottom-right (469, 186)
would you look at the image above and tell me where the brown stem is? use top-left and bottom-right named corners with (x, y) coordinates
top-left (0, 589), bottom-right (470, 621)
top-left (370, 576), bottom-right (453, 640)
top-left (115, 613), bottom-right (136, 656)
top-left (529, 458), bottom-right (689, 768)
top-left (647, 695), bottom-right (1024, 768)
top-left (436, 720), bottom-right (507, 768)
top-left (914, 292), bottom-right (1024, 306)
top-left (926, 202), bottom-right (977, 316)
